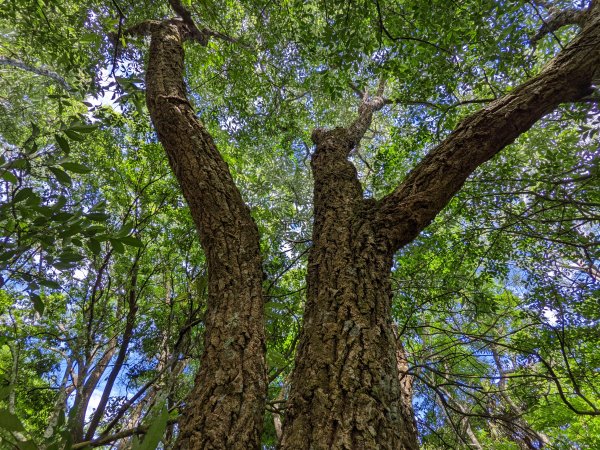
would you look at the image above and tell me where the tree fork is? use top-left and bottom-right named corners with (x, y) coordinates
top-left (118, 0), bottom-right (600, 448)
top-left (281, 1), bottom-right (600, 448)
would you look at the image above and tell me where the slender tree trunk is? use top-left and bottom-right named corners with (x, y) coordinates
top-left (140, 20), bottom-right (267, 449)
top-left (433, 382), bottom-right (483, 450)
top-left (70, 343), bottom-right (117, 442)
top-left (395, 338), bottom-right (418, 445)
top-left (84, 260), bottom-right (139, 440)
top-left (43, 358), bottom-right (72, 444)
top-left (491, 347), bottom-right (550, 448)
top-left (8, 340), bottom-right (19, 414)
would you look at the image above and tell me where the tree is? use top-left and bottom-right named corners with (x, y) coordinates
top-left (126, 1), bottom-right (600, 448)
top-left (1, 0), bottom-right (599, 448)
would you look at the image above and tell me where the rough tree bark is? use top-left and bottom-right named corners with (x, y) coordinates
top-left (279, 97), bottom-right (420, 449)
top-left (122, 0), bottom-right (600, 448)
top-left (128, 18), bottom-right (267, 449)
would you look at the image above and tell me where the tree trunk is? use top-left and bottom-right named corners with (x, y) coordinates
top-left (84, 260), bottom-right (139, 441)
top-left (281, 3), bottom-right (600, 448)
top-left (43, 358), bottom-right (72, 445)
top-left (141, 20), bottom-right (267, 449)
top-left (280, 122), bottom-right (419, 449)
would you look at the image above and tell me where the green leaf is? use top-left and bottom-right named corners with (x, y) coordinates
top-left (110, 239), bottom-right (125, 254)
top-left (58, 251), bottom-right (83, 263)
top-left (1, 169), bottom-right (18, 184)
top-left (60, 162), bottom-right (91, 174)
top-left (17, 441), bottom-right (38, 450)
top-left (0, 409), bottom-right (25, 432)
top-left (32, 204), bottom-right (54, 217)
top-left (25, 141), bottom-right (38, 155)
top-left (53, 261), bottom-right (76, 270)
top-left (30, 122), bottom-right (40, 138)
top-left (30, 292), bottom-right (44, 315)
top-left (5, 158), bottom-right (28, 170)
top-left (55, 134), bottom-right (71, 154)
top-left (39, 278), bottom-right (61, 289)
top-left (82, 225), bottom-right (105, 236)
top-left (117, 221), bottom-right (135, 237)
top-left (119, 236), bottom-right (144, 248)
top-left (85, 212), bottom-right (110, 222)
top-left (90, 201), bottom-right (106, 212)
top-left (61, 223), bottom-right (84, 238)
top-left (132, 406), bottom-right (168, 450)
top-left (39, 234), bottom-right (55, 247)
top-left (87, 238), bottom-right (101, 255)
top-left (67, 123), bottom-right (98, 133)
top-left (52, 212), bottom-right (74, 222)
top-left (63, 129), bottom-right (85, 141)
top-left (0, 385), bottom-right (12, 401)
top-left (49, 167), bottom-right (72, 186)
top-left (14, 187), bottom-right (35, 203)
top-left (0, 251), bottom-right (14, 262)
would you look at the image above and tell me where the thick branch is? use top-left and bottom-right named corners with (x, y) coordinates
top-left (375, 5), bottom-right (600, 251)
top-left (309, 93), bottom-right (386, 220)
top-left (167, 0), bottom-right (209, 44)
top-left (311, 94), bottom-right (386, 149)
top-left (532, 5), bottom-right (590, 43)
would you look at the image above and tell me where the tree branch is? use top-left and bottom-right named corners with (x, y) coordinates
top-left (168, 0), bottom-right (241, 45)
top-left (531, 2), bottom-right (591, 44)
top-left (71, 419), bottom-right (178, 449)
top-left (375, 4), bottom-right (600, 251)
top-left (372, 0), bottom-right (451, 55)
top-left (167, 0), bottom-right (210, 44)
top-left (84, 257), bottom-right (139, 440)
top-left (312, 93), bottom-right (386, 149)
top-left (0, 57), bottom-right (73, 91)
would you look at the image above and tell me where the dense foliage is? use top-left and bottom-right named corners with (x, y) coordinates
top-left (0, 0), bottom-right (598, 448)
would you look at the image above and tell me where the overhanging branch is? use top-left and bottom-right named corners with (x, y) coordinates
top-left (0, 57), bottom-right (73, 91)
top-left (375, 2), bottom-right (600, 251)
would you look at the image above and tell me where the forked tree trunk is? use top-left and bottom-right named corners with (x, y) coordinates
top-left (126, 1), bottom-right (600, 448)
top-left (281, 3), bottom-right (600, 448)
